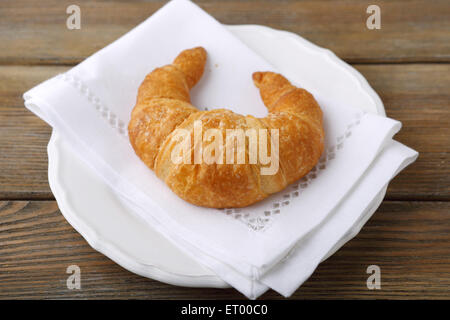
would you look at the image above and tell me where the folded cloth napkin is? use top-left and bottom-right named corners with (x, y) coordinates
top-left (121, 139), bottom-right (417, 298)
top-left (24, 0), bottom-right (418, 298)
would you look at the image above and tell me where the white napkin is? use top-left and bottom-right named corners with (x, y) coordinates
top-left (120, 139), bottom-right (417, 298)
top-left (23, 0), bottom-right (418, 298)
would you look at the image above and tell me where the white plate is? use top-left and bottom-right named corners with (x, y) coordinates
top-left (47, 25), bottom-right (386, 288)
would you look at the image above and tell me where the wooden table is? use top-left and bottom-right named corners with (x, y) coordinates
top-left (0, 0), bottom-right (449, 299)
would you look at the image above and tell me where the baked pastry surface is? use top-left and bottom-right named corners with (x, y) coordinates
top-left (128, 47), bottom-right (324, 208)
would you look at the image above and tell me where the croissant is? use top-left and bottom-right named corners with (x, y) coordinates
top-left (128, 47), bottom-right (324, 208)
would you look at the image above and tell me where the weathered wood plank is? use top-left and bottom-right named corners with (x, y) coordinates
top-left (0, 200), bottom-right (448, 299)
top-left (0, 64), bottom-right (448, 200)
top-left (353, 64), bottom-right (450, 200)
top-left (0, 0), bottom-right (449, 65)
top-left (0, 66), bottom-right (64, 199)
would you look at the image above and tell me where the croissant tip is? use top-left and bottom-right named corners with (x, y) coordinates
top-left (188, 46), bottom-right (207, 56)
top-left (175, 47), bottom-right (207, 61)
top-left (252, 72), bottom-right (264, 86)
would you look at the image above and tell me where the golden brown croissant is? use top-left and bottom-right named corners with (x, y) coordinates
top-left (128, 47), bottom-right (324, 208)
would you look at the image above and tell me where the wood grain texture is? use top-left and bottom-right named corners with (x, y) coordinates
top-left (352, 64), bottom-right (450, 200)
top-left (0, 0), bottom-right (448, 300)
top-left (0, 0), bottom-right (449, 65)
top-left (0, 64), bottom-right (448, 200)
top-left (0, 200), bottom-right (448, 299)
top-left (0, 66), bottom-right (65, 200)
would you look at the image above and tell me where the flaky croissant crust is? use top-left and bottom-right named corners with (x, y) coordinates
top-left (128, 47), bottom-right (324, 208)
